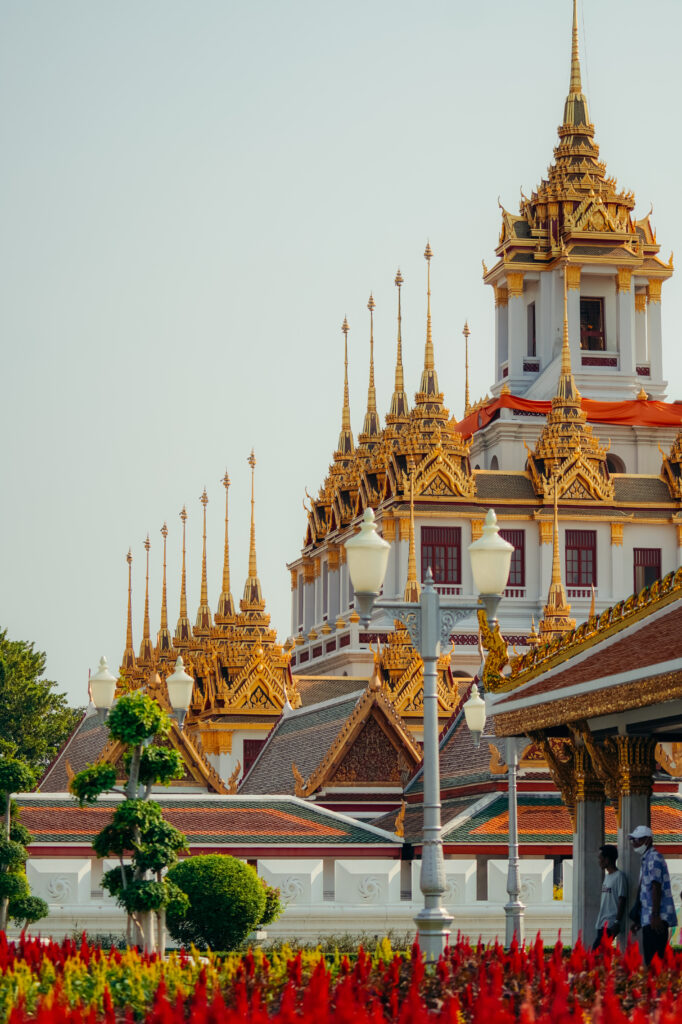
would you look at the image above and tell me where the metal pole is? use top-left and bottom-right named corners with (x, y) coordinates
top-left (414, 574), bottom-right (453, 961)
top-left (504, 736), bottom-right (525, 946)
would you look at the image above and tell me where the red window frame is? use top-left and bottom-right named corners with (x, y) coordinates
top-left (421, 526), bottom-right (461, 584)
top-left (580, 297), bottom-right (606, 351)
top-left (633, 548), bottom-right (661, 592)
top-left (565, 530), bottom-right (597, 587)
top-left (243, 739), bottom-right (266, 777)
top-left (499, 529), bottom-right (525, 587)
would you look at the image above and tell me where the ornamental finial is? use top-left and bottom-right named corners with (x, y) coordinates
top-left (241, 449), bottom-right (265, 611)
top-left (216, 472), bottom-right (236, 623)
top-left (138, 534), bottom-right (154, 664)
top-left (174, 506), bottom-right (192, 645)
top-left (404, 472), bottom-right (421, 603)
top-left (195, 488), bottom-right (213, 633)
top-left (463, 321), bottom-right (471, 416)
top-left (362, 293), bottom-right (380, 438)
top-left (389, 269), bottom-right (409, 420)
top-left (121, 548), bottom-right (136, 673)
top-left (157, 522), bottom-right (173, 655)
top-left (337, 317), bottom-right (354, 456)
top-left (418, 241), bottom-right (439, 397)
top-left (570, 0), bottom-right (582, 95)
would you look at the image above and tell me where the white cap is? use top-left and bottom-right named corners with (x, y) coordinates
top-left (628, 825), bottom-right (653, 840)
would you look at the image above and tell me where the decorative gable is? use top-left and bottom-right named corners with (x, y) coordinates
top-left (329, 714), bottom-right (412, 787)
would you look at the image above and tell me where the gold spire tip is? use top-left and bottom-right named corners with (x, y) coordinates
top-left (395, 268), bottom-right (403, 287)
top-left (463, 321), bottom-right (470, 338)
top-left (342, 316), bottom-right (349, 335)
top-left (144, 534), bottom-right (150, 552)
top-left (180, 506), bottom-right (187, 523)
top-left (200, 488), bottom-right (208, 507)
top-left (161, 522), bottom-right (168, 539)
top-left (248, 449), bottom-right (256, 471)
top-left (126, 548), bottom-right (132, 564)
top-left (424, 241), bottom-right (433, 261)
top-left (367, 293), bottom-right (375, 312)
top-left (222, 471), bottom-right (230, 490)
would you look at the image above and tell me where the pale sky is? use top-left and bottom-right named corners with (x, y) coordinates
top-left (2, 0), bottom-right (682, 706)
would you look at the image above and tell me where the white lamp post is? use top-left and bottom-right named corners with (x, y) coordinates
top-left (166, 656), bottom-right (194, 728)
top-left (344, 504), bottom-right (511, 960)
top-left (463, 684), bottom-right (486, 748)
top-left (468, 509), bottom-right (514, 624)
top-left (90, 656), bottom-right (117, 719)
top-left (344, 508), bottom-right (390, 626)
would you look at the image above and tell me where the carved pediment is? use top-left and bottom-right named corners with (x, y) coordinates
top-left (329, 715), bottom-right (410, 786)
top-left (413, 450), bottom-right (475, 501)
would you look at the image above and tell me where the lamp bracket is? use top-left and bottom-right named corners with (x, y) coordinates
top-left (489, 735), bottom-right (527, 768)
top-left (375, 599), bottom-right (478, 652)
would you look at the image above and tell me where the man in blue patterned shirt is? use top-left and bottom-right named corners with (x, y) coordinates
top-left (629, 824), bottom-right (677, 965)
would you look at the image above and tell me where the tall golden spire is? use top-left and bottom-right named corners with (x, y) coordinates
top-left (138, 535), bottom-right (154, 663)
top-left (557, 267), bottom-right (578, 400)
top-left (417, 242), bottom-right (440, 399)
top-left (215, 472), bottom-right (236, 623)
top-left (361, 294), bottom-right (380, 438)
top-left (538, 476), bottom-right (576, 639)
top-left (157, 522), bottom-right (173, 655)
top-left (121, 549), bottom-right (136, 672)
top-left (404, 472), bottom-right (421, 603)
top-left (336, 317), bottom-right (354, 456)
top-left (569, 0), bottom-right (582, 94)
top-left (388, 269), bottom-right (409, 419)
top-left (463, 321), bottom-right (471, 416)
top-left (174, 506), bottom-right (192, 645)
top-left (194, 489), bottom-right (213, 633)
top-left (241, 450), bottom-right (265, 611)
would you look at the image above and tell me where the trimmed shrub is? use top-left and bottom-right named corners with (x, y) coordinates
top-left (167, 854), bottom-right (266, 950)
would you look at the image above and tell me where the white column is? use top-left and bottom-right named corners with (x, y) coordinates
top-left (634, 294), bottom-right (647, 367)
top-left (507, 274), bottom-right (525, 382)
top-left (647, 286), bottom-right (663, 385)
top-left (538, 270), bottom-right (554, 370)
top-left (567, 285), bottom-right (581, 369)
top-left (617, 272), bottom-right (635, 374)
top-left (496, 291), bottom-right (509, 378)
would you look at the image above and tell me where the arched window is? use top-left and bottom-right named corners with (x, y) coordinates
top-left (490, 455), bottom-right (499, 471)
top-left (606, 454), bottom-right (626, 474)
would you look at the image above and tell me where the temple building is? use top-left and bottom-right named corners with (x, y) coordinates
top-left (287, 0), bottom-right (682, 684)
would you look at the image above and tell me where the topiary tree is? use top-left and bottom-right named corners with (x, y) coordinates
top-left (0, 757), bottom-right (48, 932)
top-left (70, 692), bottom-right (188, 951)
top-left (166, 854), bottom-right (282, 950)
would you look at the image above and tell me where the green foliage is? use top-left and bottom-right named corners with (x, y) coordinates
top-left (102, 865), bottom-right (134, 897)
top-left (103, 868), bottom-right (189, 916)
top-left (91, 799), bottom-right (163, 859)
top-left (0, 629), bottom-right (83, 772)
top-left (124, 746), bottom-right (185, 786)
top-left (107, 693), bottom-right (170, 746)
top-left (0, 758), bottom-right (35, 798)
top-left (259, 882), bottom-right (283, 927)
top-left (69, 763), bottom-right (118, 806)
top-left (10, 895), bottom-right (48, 927)
top-left (133, 818), bottom-right (187, 874)
top-left (0, 871), bottom-right (29, 901)
top-left (9, 819), bottom-right (32, 847)
top-left (167, 855), bottom-right (267, 951)
top-left (0, 837), bottom-right (28, 870)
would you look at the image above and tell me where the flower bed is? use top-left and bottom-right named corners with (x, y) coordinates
top-left (1, 932), bottom-right (682, 1022)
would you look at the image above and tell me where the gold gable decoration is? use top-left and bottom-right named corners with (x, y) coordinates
top-left (378, 623), bottom-right (460, 719)
top-left (661, 431), bottom-right (682, 499)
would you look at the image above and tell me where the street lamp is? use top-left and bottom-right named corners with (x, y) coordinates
top-left (463, 684), bottom-right (486, 748)
top-left (166, 656), bottom-right (194, 728)
top-left (90, 656), bottom-right (117, 719)
top-left (345, 505), bottom-right (511, 960)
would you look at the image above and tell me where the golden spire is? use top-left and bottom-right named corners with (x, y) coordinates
top-left (336, 317), bottom-right (354, 456)
top-left (361, 294), bottom-right (380, 438)
top-left (216, 472), bottom-right (236, 623)
top-left (174, 506), bottom-right (192, 645)
top-left (388, 269), bottom-right (409, 419)
top-left (194, 489), bottom-right (213, 633)
top-left (121, 549), bottom-right (136, 672)
top-left (138, 535), bottom-right (154, 663)
top-left (538, 476), bottom-right (576, 638)
top-left (404, 471), bottom-right (421, 603)
top-left (463, 321), bottom-right (471, 416)
top-left (241, 450), bottom-right (265, 611)
top-left (569, 0), bottom-right (582, 94)
top-left (418, 242), bottom-right (440, 398)
top-left (157, 522), bottom-right (173, 655)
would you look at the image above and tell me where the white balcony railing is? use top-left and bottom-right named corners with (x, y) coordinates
top-left (434, 583), bottom-right (463, 596)
top-left (567, 586), bottom-right (597, 600)
top-left (503, 586), bottom-right (527, 599)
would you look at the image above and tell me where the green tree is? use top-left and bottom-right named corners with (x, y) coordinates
top-left (0, 630), bottom-right (83, 772)
top-left (166, 855), bottom-right (281, 951)
top-left (0, 757), bottom-right (48, 932)
top-left (70, 692), bottom-right (188, 951)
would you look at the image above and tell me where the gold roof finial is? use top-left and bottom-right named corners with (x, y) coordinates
top-left (388, 268), bottom-right (409, 420)
top-left (138, 535), bottom-right (154, 664)
top-left (404, 471), bottom-right (421, 603)
top-left (570, 0), bottom-right (582, 95)
top-left (463, 321), bottom-right (471, 416)
top-left (241, 450), bottom-right (265, 611)
top-left (538, 475), bottom-right (576, 638)
top-left (418, 242), bottom-right (440, 398)
top-left (157, 522), bottom-right (173, 655)
top-left (174, 506), bottom-right (192, 645)
top-left (216, 472), bottom-right (236, 623)
top-left (194, 489), bottom-right (213, 633)
top-left (362, 294), bottom-right (381, 438)
top-left (121, 549), bottom-right (136, 672)
top-left (337, 317), bottom-right (354, 456)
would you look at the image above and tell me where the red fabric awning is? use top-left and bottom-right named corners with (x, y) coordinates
top-left (455, 394), bottom-right (682, 440)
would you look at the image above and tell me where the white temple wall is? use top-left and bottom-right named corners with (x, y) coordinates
top-left (18, 854), bottom-right (572, 946)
